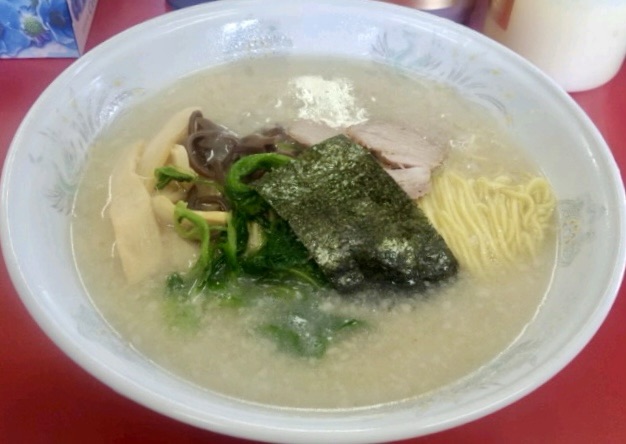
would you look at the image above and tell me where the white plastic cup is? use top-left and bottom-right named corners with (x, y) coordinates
top-left (482, 0), bottom-right (626, 92)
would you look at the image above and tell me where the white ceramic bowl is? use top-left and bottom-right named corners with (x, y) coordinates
top-left (2, 1), bottom-right (625, 443)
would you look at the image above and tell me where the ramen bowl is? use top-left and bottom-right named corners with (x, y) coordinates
top-left (1, 1), bottom-right (624, 443)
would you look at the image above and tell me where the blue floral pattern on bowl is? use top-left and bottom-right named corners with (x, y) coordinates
top-left (36, 84), bottom-right (145, 214)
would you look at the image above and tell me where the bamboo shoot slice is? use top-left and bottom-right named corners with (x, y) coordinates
top-left (110, 141), bottom-right (163, 283)
top-left (137, 106), bottom-right (200, 189)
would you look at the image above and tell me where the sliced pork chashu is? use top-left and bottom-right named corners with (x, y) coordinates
top-left (287, 119), bottom-right (448, 199)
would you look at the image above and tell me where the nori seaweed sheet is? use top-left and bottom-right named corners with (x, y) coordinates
top-left (253, 135), bottom-right (458, 292)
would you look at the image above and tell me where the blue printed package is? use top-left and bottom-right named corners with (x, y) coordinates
top-left (0, 0), bottom-right (98, 58)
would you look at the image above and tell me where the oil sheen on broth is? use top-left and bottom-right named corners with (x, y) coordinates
top-left (71, 57), bottom-right (556, 409)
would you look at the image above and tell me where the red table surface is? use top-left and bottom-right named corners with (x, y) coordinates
top-left (1, 1), bottom-right (625, 443)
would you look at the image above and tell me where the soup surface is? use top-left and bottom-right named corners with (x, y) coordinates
top-left (72, 56), bottom-right (556, 409)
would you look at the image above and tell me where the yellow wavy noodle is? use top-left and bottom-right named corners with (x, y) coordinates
top-left (418, 171), bottom-right (555, 277)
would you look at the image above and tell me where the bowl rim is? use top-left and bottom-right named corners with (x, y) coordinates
top-left (2, 1), bottom-right (625, 443)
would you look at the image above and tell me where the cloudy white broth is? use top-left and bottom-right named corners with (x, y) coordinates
top-left (71, 56), bottom-right (556, 409)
